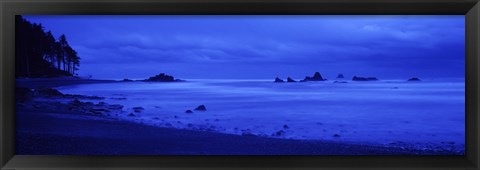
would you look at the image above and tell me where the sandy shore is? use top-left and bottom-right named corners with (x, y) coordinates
top-left (15, 78), bottom-right (460, 155)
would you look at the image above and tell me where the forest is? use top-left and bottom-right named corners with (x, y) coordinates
top-left (15, 15), bottom-right (80, 78)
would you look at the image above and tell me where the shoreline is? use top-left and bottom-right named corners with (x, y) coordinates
top-left (16, 77), bottom-right (118, 89)
top-left (15, 78), bottom-right (464, 155)
top-left (17, 107), bottom-right (457, 155)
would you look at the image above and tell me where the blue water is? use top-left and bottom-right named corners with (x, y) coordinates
top-left (57, 79), bottom-right (465, 150)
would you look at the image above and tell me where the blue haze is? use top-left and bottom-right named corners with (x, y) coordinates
top-left (24, 15), bottom-right (465, 80)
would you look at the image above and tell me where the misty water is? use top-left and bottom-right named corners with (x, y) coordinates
top-left (57, 79), bottom-right (465, 149)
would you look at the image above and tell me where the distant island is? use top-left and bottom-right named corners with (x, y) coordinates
top-left (144, 73), bottom-right (184, 82)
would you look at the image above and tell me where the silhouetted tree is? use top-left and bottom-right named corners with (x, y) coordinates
top-left (15, 15), bottom-right (81, 78)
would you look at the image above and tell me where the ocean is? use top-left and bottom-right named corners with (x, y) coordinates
top-left (56, 79), bottom-right (465, 150)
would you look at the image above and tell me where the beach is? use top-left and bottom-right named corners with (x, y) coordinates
top-left (15, 78), bottom-right (464, 155)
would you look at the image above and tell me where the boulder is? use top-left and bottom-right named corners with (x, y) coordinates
top-left (133, 106), bottom-right (144, 113)
top-left (16, 87), bottom-right (33, 102)
top-left (337, 74), bottom-right (345, 79)
top-left (274, 130), bottom-right (285, 136)
top-left (185, 110), bottom-right (193, 113)
top-left (69, 99), bottom-right (83, 107)
top-left (287, 77), bottom-right (296, 82)
top-left (35, 88), bottom-right (64, 97)
top-left (408, 77), bottom-right (421, 81)
top-left (303, 72), bottom-right (326, 81)
top-left (194, 105), bottom-right (207, 111)
top-left (274, 77), bottom-right (285, 83)
top-left (107, 104), bottom-right (124, 110)
top-left (352, 76), bottom-right (378, 81)
top-left (122, 78), bottom-right (133, 82)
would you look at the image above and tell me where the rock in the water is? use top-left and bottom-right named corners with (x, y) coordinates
top-left (107, 104), bottom-right (124, 110)
top-left (333, 81), bottom-right (348, 83)
top-left (352, 76), bottom-right (378, 81)
top-left (145, 73), bottom-right (182, 82)
top-left (303, 72), bottom-right (326, 81)
top-left (408, 77), bottom-right (421, 81)
top-left (128, 113), bottom-right (135, 117)
top-left (185, 110), bottom-right (193, 113)
top-left (283, 124), bottom-right (289, 129)
top-left (333, 134), bottom-right (341, 137)
top-left (337, 74), bottom-right (345, 79)
top-left (274, 77), bottom-right (285, 83)
top-left (133, 106), bottom-right (144, 113)
top-left (287, 77), bottom-right (296, 82)
top-left (194, 105), bottom-right (207, 111)
top-left (122, 78), bottom-right (133, 82)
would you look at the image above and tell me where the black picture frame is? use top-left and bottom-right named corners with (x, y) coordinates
top-left (1, 0), bottom-right (479, 169)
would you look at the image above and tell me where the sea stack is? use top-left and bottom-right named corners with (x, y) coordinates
top-left (145, 73), bottom-right (183, 82)
top-left (274, 77), bottom-right (285, 83)
top-left (337, 74), bottom-right (345, 79)
top-left (302, 72), bottom-right (326, 82)
top-left (194, 105), bottom-right (207, 111)
top-left (352, 76), bottom-right (378, 81)
top-left (287, 77), bottom-right (297, 82)
top-left (408, 77), bottom-right (421, 81)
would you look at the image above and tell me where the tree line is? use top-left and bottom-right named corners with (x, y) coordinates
top-left (15, 15), bottom-right (80, 78)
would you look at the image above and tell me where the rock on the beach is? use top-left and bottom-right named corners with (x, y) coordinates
top-left (90, 108), bottom-right (109, 115)
top-left (194, 105), bottom-right (207, 111)
top-left (333, 81), bottom-right (348, 83)
top-left (274, 77), bottom-right (285, 83)
top-left (185, 110), bottom-right (193, 113)
top-left (107, 104), bottom-right (124, 110)
top-left (16, 87), bottom-right (33, 102)
top-left (69, 99), bottom-right (83, 106)
top-left (241, 132), bottom-right (257, 137)
top-left (352, 76), bottom-right (378, 81)
top-left (408, 77), bottom-right (421, 81)
top-left (35, 88), bottom-right (64, 97)
top-left (287, 77), bottom-right (296, 82)
top-left (274, 130), bottom-right (285, 137)
top-left (337, 74), bottom-right (345, 79)
top-left (133, 106), bottom-right (144, 113)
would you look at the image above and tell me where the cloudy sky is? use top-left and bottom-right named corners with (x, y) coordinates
top-left (24, 15), bottom-right (465, 80)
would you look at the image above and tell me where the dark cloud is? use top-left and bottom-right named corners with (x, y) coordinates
top-left (24, 15), bottom-right (464, 80)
